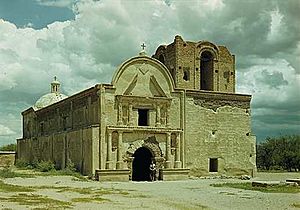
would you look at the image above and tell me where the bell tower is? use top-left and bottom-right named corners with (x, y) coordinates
top-left (51, 76), bottom-right (61, 94)
top-left (152, 35), bottom-right (235, 93)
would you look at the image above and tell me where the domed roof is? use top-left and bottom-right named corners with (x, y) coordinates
top-left (33, 76), bottom-right (68, 110)
top-left (34, 92), bottom-right (67, 110)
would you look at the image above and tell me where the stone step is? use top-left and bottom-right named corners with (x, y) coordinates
top-left (252, 181), bottom-right (282, 187)
top-left (286, 179), bottom-right (300, 185)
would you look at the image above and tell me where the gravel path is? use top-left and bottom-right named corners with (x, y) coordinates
top-left (1, 172), bottom-right (299, 210)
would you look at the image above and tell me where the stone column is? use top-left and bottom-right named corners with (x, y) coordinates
top-left (117, 103), bottom-right (123, 125)
top-left (166, 107), bottom-right (170, 127)
top-left (128, 104), bottom-right (133, 126)
top-left (106, 131), bottom-right (113, 169)
top-left (165, 132), bottom-right (172, 168)
top-left (116, 131), bottom-right (123, 169)
top-left (156, 104), bottom-right (161, 127)
top-left (174, 133), bottom-right (182, 168)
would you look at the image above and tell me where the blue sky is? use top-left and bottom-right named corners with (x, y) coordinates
top-left (0, 0), bottom-right (75, 29)
top-left (0, 0), bottom-right (299, 146)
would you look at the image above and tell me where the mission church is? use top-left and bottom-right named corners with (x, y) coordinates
top-left (17, 35), bottom-right (256, 181)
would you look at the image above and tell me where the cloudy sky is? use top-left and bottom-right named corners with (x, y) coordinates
top-left (0, 0), bottom-right (299, 146)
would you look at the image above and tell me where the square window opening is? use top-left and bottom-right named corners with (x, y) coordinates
top-left (138, 109), bottom-right (149, 126)
top-left (209, 158), bottom-right (218, 172)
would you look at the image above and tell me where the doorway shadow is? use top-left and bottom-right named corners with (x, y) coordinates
top-left (132, 147), bottom-right (153, 181)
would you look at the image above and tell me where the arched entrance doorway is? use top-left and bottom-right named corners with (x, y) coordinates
top-left (132, 147), bottom-right (153, 181)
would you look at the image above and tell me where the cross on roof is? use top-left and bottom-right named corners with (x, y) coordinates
top-left (54, 76), bottom-right (57, 81)
top-left (141, 43), bottom-right (146, 50)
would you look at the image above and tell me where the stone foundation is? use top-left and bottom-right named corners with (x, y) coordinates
top-left (160, 168), bottom-right (190, 181)
top-left (95, 169), bottom-right (131, 181)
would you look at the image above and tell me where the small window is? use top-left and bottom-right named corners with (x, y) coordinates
top-left (63, 117), bottom-right (67, 131)
top-left (183, 67), bottom-right (190, 81)
top-left (183, 71), bottom-right (189, 81)
top-left (40, 123), bottom-right (44, 135)
top-left (159, 54), bottom-right (165, 64)
top-left (209, 158), bottom-right (218, 172)
top-left (138, 109), bottom-right (149, 126)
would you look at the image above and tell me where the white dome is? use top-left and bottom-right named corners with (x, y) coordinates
top-left (34, 92), bottom-right (68, 110)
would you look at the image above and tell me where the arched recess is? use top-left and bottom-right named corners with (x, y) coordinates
top-left (124, 136), bottom-right (164, 180)
top-left (125, 136), bottom-right (162, 158)
top-left (200, 50), bottom-right (214, 90)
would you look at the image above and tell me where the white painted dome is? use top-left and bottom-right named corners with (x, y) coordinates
top-left (33, 76), bottom-right (68, 110)
top-left (34, 92), bottom-right (67, 110)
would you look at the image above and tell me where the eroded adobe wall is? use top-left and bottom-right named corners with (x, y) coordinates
top-left (217, 46), bottom-right (235, 92)
top-left (17, 126), bottom-right (99, 175)
top-left (184, 92), bottom-right (256, 177)
top-left (174, 39), bottom-right (197, 89)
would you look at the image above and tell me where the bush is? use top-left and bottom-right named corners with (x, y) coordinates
top-left (0, 143), bottom-right (16, 151)
top-left (15, 159), bottom-right (32, 169)
top-left (16, 159), bottom-right (55, 172)
top-left (36, 161), bottom-right (56, 172)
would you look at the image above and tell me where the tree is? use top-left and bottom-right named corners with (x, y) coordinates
top-left (0, 143), bottom-right (16, 151)
top-left (256, 135), bottom-right (300, 171)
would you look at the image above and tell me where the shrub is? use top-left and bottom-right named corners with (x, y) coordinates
top-left (15, 159), bottom-right (32, 169)
top-left (36, 161), bottom-right (55, 172)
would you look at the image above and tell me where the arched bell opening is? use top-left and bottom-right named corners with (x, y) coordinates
top-left (200, 51), bottom-right (214, 91)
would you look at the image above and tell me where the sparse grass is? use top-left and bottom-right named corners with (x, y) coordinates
top-left (0, 168), bottom-right (34, 178)
top-left (291, 203), bottom-right (300, 208)
top-left (0, 193), bottom-right (72, 209)
top-left (211, 182), bottom-right (300, 193)
top-left (219, 191), bottom-right (236, 196)
top-left (37, 169), bottom-right (88, 181)
top-left (57, 186), bottom-right (93, 194)
top-left (0, 180), bottom-right (35, 192)
top-left (163, 200), bottom-right (208, 210)
top-left (15, 159), bottom-right (88, 181)
top-left (71, 196), bottom-right (110, 203)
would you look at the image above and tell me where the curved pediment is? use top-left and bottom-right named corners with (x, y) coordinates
top-left (112, 54), bottom-right (174, 97)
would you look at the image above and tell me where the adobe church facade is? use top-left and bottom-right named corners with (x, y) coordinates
top-left (17, 35), bottom-right (256, 181)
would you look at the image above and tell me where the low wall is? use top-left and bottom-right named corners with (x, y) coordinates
top-left (17, 126), bottom-right (99, 175)
top-left (0, 151), bottom-right (15, 168)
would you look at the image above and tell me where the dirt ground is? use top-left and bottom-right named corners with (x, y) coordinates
top-left (0, 172), bottom-right (299, 210)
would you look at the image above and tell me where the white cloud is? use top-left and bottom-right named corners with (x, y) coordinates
top-left (0, 124), bottom-right (15, 136)
top-left (0, 0), bottom-right (299, 143)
